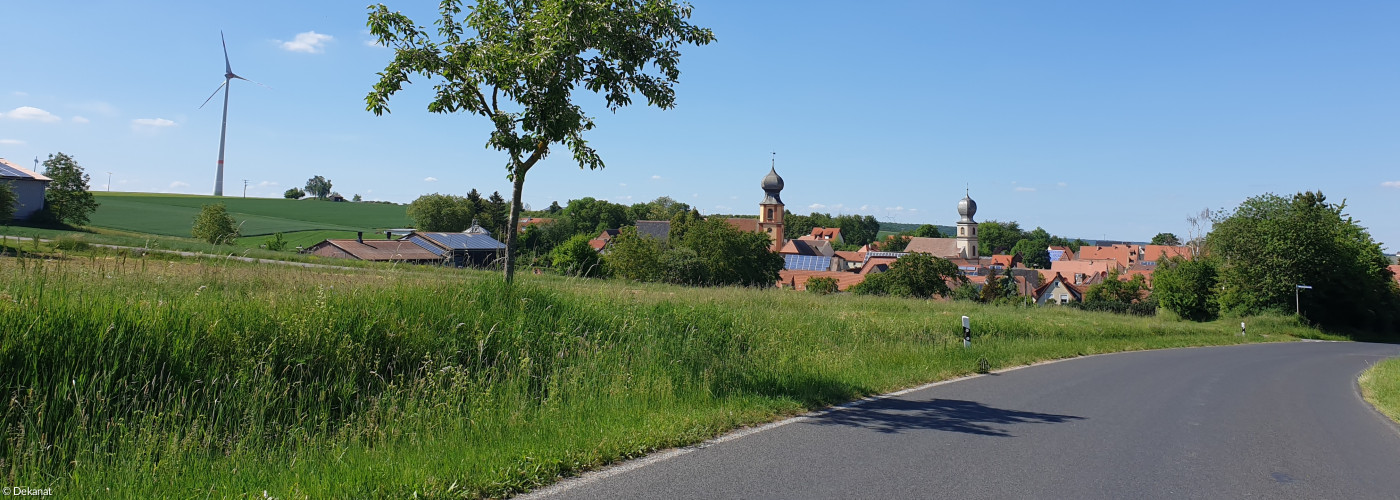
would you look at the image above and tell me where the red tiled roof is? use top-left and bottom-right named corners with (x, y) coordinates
top-left (778, 270), bottom-right (866, 291)
top-left (1388, 265), bottom-right (1400, 285)
top-left (1033, 272), bottom-right (1085, 302)
top-left (1046, 259), bottom-right (1121, 284)
top-left (1078, 244), bottom-right (1138, 267)
top-left (724, 218), bottom-right (760, 232)
top-left (587, 238), bottom-right (608, 251)
top-left (1141, 245), bottom-right (1192, 262)
top-left (990, 254), bottom-right (1019, 268)
top-left (859, 256), bottom-right (899, 275)
top-left (807, 227), bottom-right (842, 240)
top-left (904, 237), bottom-right (959, 257)
top-left (309, 239), bottom-right (440, 261)
top-left (780, 239), bottom-right (832, 256)
top-left (517, 217), bottom-right (555, 232)
top-left (834, 250), bottom-right (864, 263)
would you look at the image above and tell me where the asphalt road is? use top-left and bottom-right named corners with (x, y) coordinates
top-left (528, 341), bottom-right (1400, 500)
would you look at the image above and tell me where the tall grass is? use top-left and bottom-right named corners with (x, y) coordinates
top-left (1359, 358), bottom-right (1400, 424)
top-left (0, 253), bottom-right (1325, 497)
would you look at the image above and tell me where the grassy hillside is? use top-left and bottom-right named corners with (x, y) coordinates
top-left (88, 192), bottom-right (412, 237)
top-left (1360, 358), bottom-right (1400, 424)
top-left (0, 247), bottom-right (1330, 498)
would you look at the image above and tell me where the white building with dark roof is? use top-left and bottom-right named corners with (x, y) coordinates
top-left (0, 158), bottom-right (51, 221)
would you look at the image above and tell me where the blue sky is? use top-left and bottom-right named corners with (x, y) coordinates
top-left (1, 1), bottom-right (1396, 250)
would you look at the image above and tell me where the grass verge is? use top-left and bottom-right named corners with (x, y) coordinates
top-left (1360, 357), bottom-right (1400, 424)
top-left (0, 252), bottom-right (1328, 498)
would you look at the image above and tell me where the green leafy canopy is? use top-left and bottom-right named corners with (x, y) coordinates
top-left (366, 0), bottom-right (714, 283)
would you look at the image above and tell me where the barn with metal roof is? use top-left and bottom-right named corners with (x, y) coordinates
top-left (0, 158), bottom-right (51, 221)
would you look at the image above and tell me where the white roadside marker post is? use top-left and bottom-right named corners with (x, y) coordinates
top-left (962, 315), bottom-right (971, 348)
top-left (1241, 322), bottom-right (1246, 337)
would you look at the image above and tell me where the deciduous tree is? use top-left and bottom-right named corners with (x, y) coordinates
top-left (41, 152), bottom-right (100, 226)
top-left (367, 0), bottom-right (715, 283)
top-left (192, 203), bottom-right (240, 245)
top-left (1151, 232), bottom-right (1181, 246)
top-left (304, 176), bottom-right (333, 200)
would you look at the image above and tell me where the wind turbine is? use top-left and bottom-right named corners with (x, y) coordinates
top-left (200, 31), bottom-right (266, 197)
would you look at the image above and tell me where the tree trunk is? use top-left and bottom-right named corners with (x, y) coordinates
top-left (503, 166), bottom-right (527, 284)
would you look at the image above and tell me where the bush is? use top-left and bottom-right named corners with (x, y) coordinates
top-left (283, 188), bottom-right (306, 199)
top-left (550, 233), bottom-right (607, 277)
top-left (805, 276), bottom-right (839, 295)
top-left (1153, 256), bottom-right (1219, 321)
top-left (192, 203), bottom-right (240, 245)
top-left (851, 253), bottom-right (965, 299)
top-left (264, 232), bottom-right (289, 252)
top-left (53, 235), bottom-right (90, 252)
top-left (0, 181), bottom-right (16, 222)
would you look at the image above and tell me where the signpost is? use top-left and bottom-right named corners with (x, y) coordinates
top-left (1295, 285), bottom-right (1312, 316)
top-left (962, 315), bottom-right (971, 348)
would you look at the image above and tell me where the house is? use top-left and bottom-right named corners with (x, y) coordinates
top-left (1048, 246), bottom-right (1074, 261)
top-left (1141, 245), bottom-right (1192, 263)
top-left (1389, 265), bottom-right (1400, 286)
top-left (801, 227), bottom-right (843, 244)
top-left (1048, 259), bottom-right (1123, 285)
top-left (779, 238), bottom-right (834, 257)
top-left (402, 220), bottom-right (507, 267)
top-left (0, 158), bottom-right (52, 220)
top-left (1078, 244), bottom-right (1139, 268)
top-left (1034, 272), bottom-right (1087, 305)
top-left (989, 254), bottom-right (1020, 270)
top-left (635, 220), bottom-right (671, 240)
top-left (904, 237), bottom-right (960, 258)
top-left (777, 269), bottom-right (866, 291)
top-left (306, 233), bottom-right (442, 264)
top-left (517, 217), bottom-right (555, 232)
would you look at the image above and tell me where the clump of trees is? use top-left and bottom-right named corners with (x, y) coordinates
top-left (783, 211), bottom-right (881, 248)
top-left (1152, 191), bottom-right (1398, 336)
top-left (977, 220), bottom-right (1084, 267)
top-left (304, 176), bottom-right (333, 200)
top-left (284, 188), bottom-right (306, 199)
top-left (1076, 270), bottom-right (1156, 316)
top-left (604, 216), bottom-right (783, 287)
top-left (407, 189), bottom-right (511, 235)
top-left (40, 153), bottom-right (100, 227)
top-left (877, 224), bottom-right (945, 252)
top-left (192, 203), bottom-right (240, 245)
top-left (851, 253), bottom-right (966, 298)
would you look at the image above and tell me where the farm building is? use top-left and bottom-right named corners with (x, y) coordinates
top-left (0, 158), bottom-right (51, 220)
top-left (306, 233), bottom-right (441, 264)
top-left (403, 220), bottom-right (507, 267)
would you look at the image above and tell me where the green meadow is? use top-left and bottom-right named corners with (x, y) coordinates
top-left (0, 243), bottom-right (1333, 498)
top-left (1360, 358), bottom-right (1400, 425)
top-left (88, 192), bottom-right (411, 238)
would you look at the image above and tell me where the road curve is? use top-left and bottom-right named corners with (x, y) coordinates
top-left (529, 341), bottom-right (1400, 500)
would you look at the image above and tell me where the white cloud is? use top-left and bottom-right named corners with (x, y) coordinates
top-left (1057, 181), bottom-right (1068, 188)
top-left (619, 183), bottom-right (627, 187)
top-left (0, 139), bottom-right (23, 145)
top-left (809, 203), bottom-right (826, 210)
top-left (1015, 186), bottom-right (1036, 192)
top-left (651, 175), bottom-right (661, 180)
top-left (10, 91), bottom-right (27, 97)
top-left (1383, 181), bottom-right (1400, 189)
top-left (131, 118), bottom-right (176, 128)
top-left (170, 181), bottom-right (190, 188)
top-left (692, 193), bottom-right (699, 198)
top-left (3, 106), bottom-right (60, 122)
top-left (256, 181), bottom-right (278, 187)
top-left (72, 116), bottom-right (90, 124)
top-left (364, 39), bottom-right (385, 48)
top-left (280, 31), bottom-right (334, 54)
top-left (424, 176), bottom-right (438, 182)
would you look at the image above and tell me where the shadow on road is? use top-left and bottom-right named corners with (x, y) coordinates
top-left (809, 398), bottom-right (1085, 437)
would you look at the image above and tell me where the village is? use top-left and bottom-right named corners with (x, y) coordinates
top-left (300, 164), bottom-right (1220, 305)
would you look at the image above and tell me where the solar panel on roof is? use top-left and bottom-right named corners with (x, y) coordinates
top-left (1048, 249), bottom-right (1065, 261)
top-left (0, 163), bottom-right (29, 178)
top-left (408, 236), bottom-right (446, 256)
top-left (784, 254), bottom-right (832, 271)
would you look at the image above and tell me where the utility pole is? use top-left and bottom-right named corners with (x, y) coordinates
top-left (243, 179), bottom-right (249, 198)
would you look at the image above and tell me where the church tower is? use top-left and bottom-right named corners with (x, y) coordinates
top-left (955, 191), bottom-right (978, 258)
top-left (758, 165), bottom-right (785, 252)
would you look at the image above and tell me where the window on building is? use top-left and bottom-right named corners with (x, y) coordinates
top-left (1059, 294), bottom-right (1068, 304)
top-left (766, 208), bottom-right (774, 220)
top-left (959, 227), bottom-right (965, 236)
top-left (972, 227), bottom-right (976, 236)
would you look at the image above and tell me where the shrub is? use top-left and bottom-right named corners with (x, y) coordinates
top-left (550, 233), bottom-right (607, 277)
top-left (0, 181), bottom-right (16, 222)
top-left (805, 276), bottom-right (839, 295)
top-left (264, 232), bottom-right (289, 252)
top-left (191, 203), bottom-right (240, 245)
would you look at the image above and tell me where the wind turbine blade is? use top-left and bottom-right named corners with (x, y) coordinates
top-left (221, 30), bottom-right (232, 75)
top-left (199, 80), bottom-right (228, 109)
top-left (229, 74), bottom-right (271, 89)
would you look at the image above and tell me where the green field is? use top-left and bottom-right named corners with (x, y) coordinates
top-left (0, 246), bottom-right (1334, 498)
top-left (88, 192), bottom-right (412, 238)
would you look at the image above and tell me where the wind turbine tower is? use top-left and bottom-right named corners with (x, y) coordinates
top-left (200, 31), bottom-right (265, 197)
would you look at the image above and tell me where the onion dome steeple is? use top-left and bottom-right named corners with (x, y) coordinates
top-left (958, 190), bottom-right (977, 223)
top-left (761, 166), bottom-right (784, 205)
